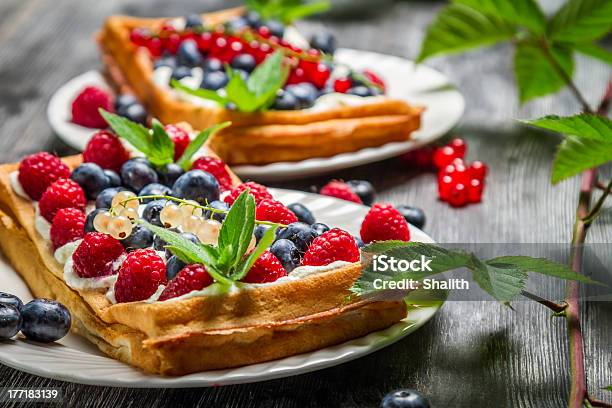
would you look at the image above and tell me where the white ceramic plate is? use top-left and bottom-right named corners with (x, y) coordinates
top-left (48, 48), bottom-right (464, 181)
top-left (0, 189), bottom-right (441, 388)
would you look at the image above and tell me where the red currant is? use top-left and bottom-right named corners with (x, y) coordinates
top-left (468, 178), bottom-right (484, 203)
top-left (257, 26), bottom-right (271, 38)
top-left (334, 78), bottom-right (352, 93)
top-left (469, 161), bottom-right (488, 180)
top-left (363, 69), bottom-right (386, 92)
top-left (145, 37), bottom-right (163, 57)
top-left (448, 183), bottom-right (468, 207)
top-left (163, 33), bottom-right (181, 54)
top-left (308, 63), bottom-right (331, 89)
top-left (196, 32), bottom-right (213, 52)
top-left (449, 138), bottom-right (466, 158)
top-left (287, 67), bottom-right (306, 85)
top-left (433, 146), bottom-right (456, 169)
top-left (438, 175), bottom-right (453, 201)
top-left (130, 28), bottom-right (150, 46)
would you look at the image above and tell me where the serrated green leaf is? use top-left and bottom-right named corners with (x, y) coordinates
top-left (453, 0), bottom-right (545, 33)
top-left (279, 1), bottom-right (330, 24)
top-left (552, 136), bottom-right (612, 183)
top-left (171, 79), bottom-right (229, 105)
top-left (225, 69), bottom-right (260, 112)
top-left (574, 42), bottom-right (612, 65)
top-left (548, 0), bottom-right (612, 43)
top-left (486, 256), bottom-right (604, 285)
top-left (469, 255), bottom-right (527, 303)
top-left (513, 43), bottom-right (574, 103)
top-left (99, 109), bottom-right (151, 155)
top-left (233, 225), bottom-right (279, 280)
top-left (246, 51), bottom-right (288, 106)
top-left (148, 119), bottom-right (175, 167)
top-left (417, 4), bottom-right (516, 62)
top-left (176, 122), bottom-right (231, 171)
top-left (361, 240), bottom-right (415, 255)
top-left (521, 114), bottom-right (612, 140)
top-left (218, 191), bottom-right (256, 270)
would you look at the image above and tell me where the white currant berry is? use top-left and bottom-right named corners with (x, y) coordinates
top-left (120, 207), bottom-right (139, 223)
top-left (107, 216), bottom-right (133, 240)
top-left (93, 211), bottom-right (112, 233)
top-left (160, 204), bottom-right (183, 228)
top-left (196, 219), bottom-right (221, 245)
top-left (112, 191), bottom-right (138, 209)
top-left (180, 200), bottom-right (203, 218)
top-left (182, 215), bottom-right (203, 233)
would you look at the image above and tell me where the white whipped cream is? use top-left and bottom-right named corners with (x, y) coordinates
top-left (283, 26), bottom-right (310, 50)
top-left (9, 171), bottom-right (29, 200)
top-left (33, 203), bottom-right (51, 240)
top-left (305, 93), bottom-right (384, 112)
top-left (64, 257), bottom-right (120, 291)
top-left (54, 239), bottom-right (82, 264)
top-left (144, 284), bottom-right (166, 303)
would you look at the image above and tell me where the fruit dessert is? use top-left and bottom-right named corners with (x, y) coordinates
top-left (0, 114), bottom-right (409, 375)
top-left (97, 5), bottom-right (423, 165)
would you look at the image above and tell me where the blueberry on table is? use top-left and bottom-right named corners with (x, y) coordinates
top-left (104, 169), bottom-right (122, 187)
top-left (346, 180), bottom-right (376, 206)
top-left (231, 53), bottom-right (256, 73)
top-left (310, 31), bottom-right (337, 55)
top-left (85, 208), bottom-right (108, 233)
top-left (286, 83), bottom-right (319, 109)
top-left (166, 255), bottom-right (186, 280)
top-left (200, 71), bottom-right (229, 91)
top-left (121, 225), bottom-right (154, 252)
top-left (270, 239), bottom-right (301, 272)
top-left (396, 205), bottom-right (426, 229)
top-left (380, 389), bottom-right (430, 408)
top-left (139, 183), bottom-right (172, 203)
top-left (311, 222), bottom-right (330, 237)
top-left (277, 222), bottom-right (315, 253)
top-left (20, 299), bottom-right (71, 343)
top-left (71, 162), bottom-right (110, 199)
top-left (0, 304), bottom-right (21, 340)
top-left (172, 170), bottom-right (220, 205)
top-left (157, 163), bottom-right (185, 188)
top-left (142, 199), bottom-right (168, 227)
top-left (288, 203), bottom-right (315, 225)
top-left (177, 39), bottom-right (203, 67)
top-left (121, 159), bottom-right (159, 193)
top-left (202, 58), bottom-right (223, 72)
top-left (0, 292), bottom-right (23, 310)
top-left (272, 89), bottom-right (300, 110)
top-left (185, 14), bottom-right (203, 29)
top-left (204, 200), bottom-right (229, 222)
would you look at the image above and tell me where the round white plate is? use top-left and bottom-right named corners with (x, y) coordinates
top-left (0, 189), bottom-right (441, 388)
top-left (48, 48), bottom-right (464, 181)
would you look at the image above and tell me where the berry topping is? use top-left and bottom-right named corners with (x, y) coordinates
top-left (270, 239), bottom-right (301, 272)
top-left (287, 203), bottom-right (315, 225)
top-left (71, 86), bottom-right (113, 128)
top-left (242, 251), bottom-right (287, 284)
top-left (172, 170), bottom-right (220, 205)
top-left (201, 71), bottom-right (229, 90)
top-left (72, 232), bottom-right (126, 278)
top-left (20, 299), bottom-right (71, 343)
top-left (165, 255), bottom-right (186, 280)
top-left (363, 69), bottom-right (386, 92)
top-left (396, 205), bottom-right (426, 230)
top-left (70, 162), bottom-right (111, 200)
top-left (309, 31), bottom-right (337, 55)
top-left (17, 152), bottom-right (70, 200)
top-left (191, 156), bottom-right (233, 191)
top-left (159, 264), bottom-right (214, 300)
top-left (320, 180), bottom-right (363, 204)
top-left (114, 249), bottom-right (167, 303)
top-left (177, 39), bottom-right (203, 67)
top-left (38, 179), bottom-right (86, 223)
top-left (83, 130), bottom-right (130, 172)
top-left (276, 222), bottom-right (315, 253)
top-left (121, 225), bottom-right (154, 252)
top-left (272, 89), bottom-right (300, 110)
top-left (302, 228), bottom-right (360, 266)
top-left (311, 222), bottom-right (330, 237)
top-left (360, 203), bottom-right (411, 244)
top-left (120, 159), bottom-right (159, 193)
top-left (142, 199), bottom-right (168, 227)
top-left (256, 199), bottom-right (298, 224)
top-left (333, 77), bottom-right (352, 93)
top-left (115, 95), bottom-right (148, 125)
top-left (50, 208), bottom-right (85, 250)
top-left (224, 182), bottom-right (272, 205)
top-left (165, 124), bottom-right (190, 161)
top-left (346, 180), bottom-right (376, 206)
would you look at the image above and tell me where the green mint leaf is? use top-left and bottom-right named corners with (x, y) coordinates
top-left (246, 51), bottom-right (288, 108)
top-left (279, 1), bottom-right (331, 24)
top-left (521, 114), bottom-right (612, 140)
top-left (225, 68), bottom-right (261, 112)
top-left (218, 191), bottom-right (256, 271)
top-left (148, 119), bottom-right (175, 167)
top-left (573, 42), bottom-right (612, 65)
top-left (469, 255), bottom-right (527, 303)
top-left (171, 79), bottom-right (229, 105)
top-left (453, 0), bottom-right (546, 34)
top-left (416, 4), bottom-right (516, 62)
top-left (513, 43), bottom-right (574, 103)
top-left (176, 122), bottom-right (231, 171)
top-left (548, 0), bottom-right (612, 43)
top-left (246, 0), bottom-right (329, 24)
top-left (232, 225), bottom-right (279, 280)
top-left (99, 109), bottom-right (151, 155)
top-left (486, 256), bottom-right (604, 285)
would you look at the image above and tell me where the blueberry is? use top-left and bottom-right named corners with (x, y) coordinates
top-left (172, 170), bottom-right (220, 205)
top-left (139, 183), bottom-right (172, 203)
top-left (154, 55), bottom-right (178, 70)
top-left (204, 200), bottom-right (229, 222)
top-left (153, 227), bottom-right (180, 252)
top-left (20, 299), bottom-right (71, 343)
top-left (96, 187), bottom-right (125, 209)
top-left (0, 304), bottom-right (21, 340)
top-left (121, 159), bottom-right (158, 193)
top-left (396, 205), bottom-right (426, 229)
top-left (122, 103), bottom-right (148, 125)
top-left (121, 225), bottom-right (154, 252)
top-left (104, 169), bottom-right (122, 187)
top-left (114, 94), bottom-right (138, 114)
top-left (380, 389), bottom-right (430, 408)
top-left (254, 224), bottom-right (271, 243)
top-left (177, 39), bottom-right (203, 67)
top-left (276, 222), bottom-right (315, 253)
top-left (231, 53), bottom-right (256, 73)
top-left (270, 239), bottom-right (301, 272)
top-left (347, 85), bottom-right (374, 97)
top-left (226, 16), bottom-right (249, 31)
top-left (202, 58), bottom-right (223, 72)
top-left (264, 20), bottom-right (285, 38)
top-left (142, 199), bottom-right (168, 227)
top-left (0, 292), bottom-right (23, 311)
top-left (172, 66), bottom-right (192, 81)
top-left (71, 163), bottom-right (110, 199)
top-left (287, 203), bottom-right (315, 225)
top-left (311, 222), bottom-right (330, 237)
top-left (185, 14), bottom-right (203, 28)
top-left (354, 236), bottom-right (365, 248)
top-left (166, 255), bottom-right (186, 280)
top-left (85, 208), bottom-right (108, 233)
top-left (272, 89), bottom-right (300, 110)
top-left (286, 83), bottom-right (318, 109)
top-left (201, 71), bottom-right (229, 90)
top-left (310, 31), bottom-right (337, 55)
top-left (244, 10), bottom-right (262, 27)
top-left (157, 163), bottom-right (185, 188)
top-left (346, 180), bottom-right (376, 206)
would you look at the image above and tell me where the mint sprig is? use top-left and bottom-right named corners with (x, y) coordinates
top-left (245, 0), bottom-right (331, 25)
top-left (176, 122), bottom-right (231, 171)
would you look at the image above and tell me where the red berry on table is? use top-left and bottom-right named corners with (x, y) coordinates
top-left (360, 203), bottom-right (411, 244)
top-left (400, 147), bottom-right (435, 169)
top-left (302, 228), bottom-right (361, 266)
top-left (451, 160), bottom-right (469, 184)
top-left (334, 77), bottom-right (352, 93)
top-left (159, 264), bottom-right (214, 300)
top-left (224, 181), bottom-right (272, 205)
top-left (447, 183), bottom-right (468, 207)
top-left (468, 178), bottom-right (484, 203)
top-left (432, 146), bottom-right (456, 169)
top-left (114, 249), bottom-right (167, 303)
top-left (438, 175), bottom-right (453, 201)
top-left (449, 138), bottom-right (467, 158)
top-left (242, 251), bottom-right (287, 283)
top-left (256, 199), bottom-right (299, 224)
top-left (72, 232), bottom-right (126, 278)
top-left (83, 130), bottom-right (130, 173)
top-left (38, 179), bottom-right (87, 223)
top-left (469, 160), bottom-right (488, 180)
top-left (191, 156), bottom-right (233, 191)
top-left (17, 152), bottom-right (71, 200)
top-left (164, 124), bottom-right (190, 161)
top-left (71, 86), bottom-right (114, 129)
top-left (50, 208), bottom-right (85, 250)
top-left (320, 180), bottom-right (363, 204)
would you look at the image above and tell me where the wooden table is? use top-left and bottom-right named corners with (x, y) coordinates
top-left (0, 0), bottom-right (610, 406)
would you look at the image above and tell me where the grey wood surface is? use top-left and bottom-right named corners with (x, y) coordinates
top-left (0, 0), bottom-right (610, 407)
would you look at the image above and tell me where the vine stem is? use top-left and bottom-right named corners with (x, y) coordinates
top-left (520, 290), bottom-right (566, 313)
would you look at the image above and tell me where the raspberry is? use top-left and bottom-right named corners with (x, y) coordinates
top-left (38, 179), bottom-right (86, 223)
top-left (320, 181), bottom-right (362, 204)
top-left (114, 249), bottom-right (167, 303)
top-left (17, 152), bottom-right (71, 200)
top-left (256, 199), bottom-right (298, 224)
top-left (72, 232), bottom-right (126, 278)
top-left (360, 203), bottom-right (411, 244)
top-left (242, 251), bottom-right (287, 283)
top-left (83, 130), bottom-right (130, 172)
top-left (71, 86), bottom-right (114, 128)
top-left (302, 228), bottom-right (360, 266)
top-left (192, 156), bottom-right (233, 191)
top-left (165, 125), bottom-right (190, 161)
top-left (159, 264), bottom-right (213, 300)
top-left (224, 182), bottom-right (272, 206)
top-left (50, 208), bottom-right (85, 250)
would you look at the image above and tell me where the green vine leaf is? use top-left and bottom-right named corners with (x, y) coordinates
top-left (453, 0), bottom-right (546, 34)
top-left (486, 256), bottom-right (602, 285)
top-left (469, 255), bottom-right (527, 303)
top-left (548, 0), bottom-right (612, 43)
top-left (521, 114), bottom-right (612, 140)
top-left (176, 122), bottom-right (231, 171)
top-left (245, 0), bottom-right (330, 24)
top-left (573, 42), bottom-right (612, 65)
top-left (148, 119), bottom-right (175, 167)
